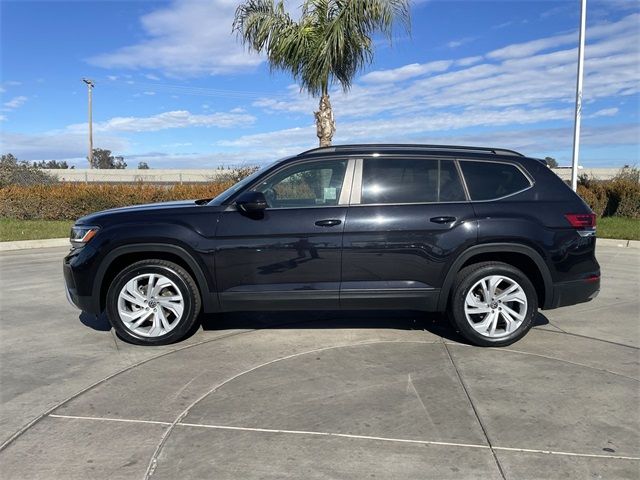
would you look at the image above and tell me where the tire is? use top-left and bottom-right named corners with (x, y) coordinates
top-left (106, 259), bottom-right (201, 346)
top-left (448, 261), bottom-right (538, 347)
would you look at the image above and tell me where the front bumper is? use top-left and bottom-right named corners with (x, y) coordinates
top-left (63, 252), bottom-right (101, 314)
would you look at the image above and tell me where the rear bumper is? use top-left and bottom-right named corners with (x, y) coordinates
top-left (546, 276), bottom-right (600, 309)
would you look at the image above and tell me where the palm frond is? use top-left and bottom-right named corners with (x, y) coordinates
top-left (233, 0), bottom-right (411, 96)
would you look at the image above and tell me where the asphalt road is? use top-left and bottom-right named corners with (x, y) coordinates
top-left (0, 244), bottom-right (638, 479)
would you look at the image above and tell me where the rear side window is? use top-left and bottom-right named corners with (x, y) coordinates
top-left (361, 158), bottom-right (466, 204)
top-left (460, 161), bottom-right (531, 201)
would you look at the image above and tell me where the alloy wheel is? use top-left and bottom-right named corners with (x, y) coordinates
top-left (463, 275), bottom-right (528, 338)
top-left (117, 272), bottom-right (184, 337)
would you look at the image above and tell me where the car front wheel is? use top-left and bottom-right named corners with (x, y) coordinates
top-left (449, 261), bottom-right (538, 347)
top-left (106, 259), bottom-right (201, 346)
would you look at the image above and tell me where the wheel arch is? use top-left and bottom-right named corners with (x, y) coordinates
top-left (438, 243), bottom-right (553, 311)
top-left (95, 243), bottom-right (218, 313)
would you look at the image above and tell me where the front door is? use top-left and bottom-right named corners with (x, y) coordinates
top-left (215, 158), bottom-right (352, 310)
top-left (341, 157), bottom-right (477, 310)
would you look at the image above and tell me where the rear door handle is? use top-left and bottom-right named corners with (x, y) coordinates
top-left (430, 216), bottom-right (456, 224)
top-left (315, 219), bottom-right (342, 227)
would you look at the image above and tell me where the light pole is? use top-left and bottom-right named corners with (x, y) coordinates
top-left (570, 0), bottom-right (587, 192)
top-left (82, 78), bottom-right (95, 168)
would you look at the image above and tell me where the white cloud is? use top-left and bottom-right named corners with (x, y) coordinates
top-left (0, 131), bottom-right (129, 161)
top-left (488, 13), bottom-right (639, 60)
top-left (360, 61), bottom-right (453, 84)
top-left (456, 56), bottom-right (483, 67)
top-left (88, 0), bottom-right (262, 76)
top-left (252, 14), bottom-right (639, 122)
top-left (224, 13), bottom-right (638, 165)
top-left (588, 107), bottom-right (619, 118)
top-left (65, 109), bottom-right (255, 134)
top-left (3, 96), bottom-right (28, 110)
top-left (446, 37), bottom-right (475, 49)
top-left (143, 91), bottom-right (156, 96)
top-left (0, 115), bottom-right (6, 122)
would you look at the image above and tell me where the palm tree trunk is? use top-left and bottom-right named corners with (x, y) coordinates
top-left (314, 94), bottom-right (336, 147)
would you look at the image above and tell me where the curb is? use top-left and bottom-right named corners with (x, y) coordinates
top-left (1, 237), bottom-right (638, 252)
top-left (597, 238), bottom-right (640, 249)
top-left (0, 238), bottom-right (69, 252)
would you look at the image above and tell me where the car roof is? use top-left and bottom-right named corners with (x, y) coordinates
top-left (295, 144), bottom-right (526, 160)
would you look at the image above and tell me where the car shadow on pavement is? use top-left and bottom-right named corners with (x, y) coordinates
top-left (200, 310), bottom-right (550, 345)
top-left (78, 309), bottom-right (550, 347)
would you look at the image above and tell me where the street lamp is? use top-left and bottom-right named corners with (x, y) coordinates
top-left (570, 0), bottom-right (587, 192)
top-left (82, 78), bottom-right (95, 168)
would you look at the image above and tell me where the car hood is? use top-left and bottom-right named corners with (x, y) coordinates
top-left (76, 199), bottom-right (214, 225)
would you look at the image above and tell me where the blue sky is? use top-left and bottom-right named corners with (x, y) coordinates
top-left (1, 0), bottom-right (638, 168)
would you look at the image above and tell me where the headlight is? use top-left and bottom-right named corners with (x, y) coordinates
top-left (70, 225), bottom-right (99, 246)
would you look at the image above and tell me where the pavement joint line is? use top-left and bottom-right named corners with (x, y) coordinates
top-left (445, 342), bottom-right (640, 382)
top-left (533, 326), bottom-right (639, 350)
top-left (442, 341), bottom-right (508, 480)
top-left (0, 328), bottom-right (254, 453)
top-left (143, 339), bottom-right (448, 479)
top-left (45, 414), bottom-right (640, 462)
top-left (49, 414), bottom-right (172, 426)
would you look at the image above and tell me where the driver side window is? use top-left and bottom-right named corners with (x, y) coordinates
top-left (254, 160), bottom-right (348, 209)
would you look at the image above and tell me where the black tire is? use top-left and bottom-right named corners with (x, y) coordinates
top-left (448, 261), bottom-right (538, 347)
top-left (106, 259), bottom-right (201, 346)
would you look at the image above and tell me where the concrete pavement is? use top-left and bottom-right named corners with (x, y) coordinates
top-left (0, 245), bottom-right (638, 479)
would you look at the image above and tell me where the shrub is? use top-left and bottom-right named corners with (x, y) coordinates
top-left (0, 182), bottom-right (233, 220)
top-left (604, 167), bottom-right (640, 218)
top-left (576, 166), bottom-right (640, 219)
top-left (577, 183), bottom-right (607, 217)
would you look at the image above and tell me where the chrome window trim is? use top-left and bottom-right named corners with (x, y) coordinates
top-left (350, 158), bottom-right (363, 204)
top-left (339, 159), bottom-right (356, 205)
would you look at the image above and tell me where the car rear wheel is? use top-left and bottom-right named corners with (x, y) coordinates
top-left (449, 261), bottom-right (537, 347)
top-left (106, 259), bottom-right (201, 346)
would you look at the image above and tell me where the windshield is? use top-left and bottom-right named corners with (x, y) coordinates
top-left (208, 156), bottom-right (292, 205)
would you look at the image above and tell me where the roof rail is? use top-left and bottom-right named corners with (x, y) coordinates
top-left (298, 144), bottom-right (524, 157)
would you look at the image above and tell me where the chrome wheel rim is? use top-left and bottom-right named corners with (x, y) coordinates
top-left (464, 275), bottom-right (528, 339)
top-left (117, 272), bottom-right (184, 338)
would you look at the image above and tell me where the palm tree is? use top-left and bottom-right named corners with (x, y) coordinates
top-left (233, 0), bottom-right (410, 147)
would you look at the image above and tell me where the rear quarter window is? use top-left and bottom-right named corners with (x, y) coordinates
top-left (460, 161), bottom-right (531, 201)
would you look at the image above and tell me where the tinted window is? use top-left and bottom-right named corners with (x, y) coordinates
top-left (255, 160), bottom-right (347, 208)
top-left (361, 158), bottom-right (466, 204)
top-left (460, 161), bottom-right (531, 201)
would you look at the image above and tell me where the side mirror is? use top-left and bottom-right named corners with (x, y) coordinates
top-left (236, 191), bottom-right (268, 214)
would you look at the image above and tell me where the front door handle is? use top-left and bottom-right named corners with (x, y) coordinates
top-left (315, 219), bottom-right (342, 227)
top-left (430, 216), bottom-right (456, 224)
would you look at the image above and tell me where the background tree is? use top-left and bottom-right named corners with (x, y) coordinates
top-left (544, 156), bottom-right (559, 168)
top-left (89, 148), bottom-right (127, 169)
top-left (0, 153), bottom-right (58, 187)
top-left (32, 160), bottom-right (72, 169)
top-left (137, 161), bottom-right (150, 170)
top-left (234, 0), bottom-right (410, 147)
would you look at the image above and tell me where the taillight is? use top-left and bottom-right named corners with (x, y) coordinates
top-left (564, 213), bottom-right (596, 228)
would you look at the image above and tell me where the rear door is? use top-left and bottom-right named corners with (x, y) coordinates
top-left (215, 158), bottom-right (354, 310)
top-left (340, 156), bottom-right (477, 310)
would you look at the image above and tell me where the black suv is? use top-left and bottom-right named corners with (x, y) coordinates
top-left (64, 144), bottom-right (600, 347)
